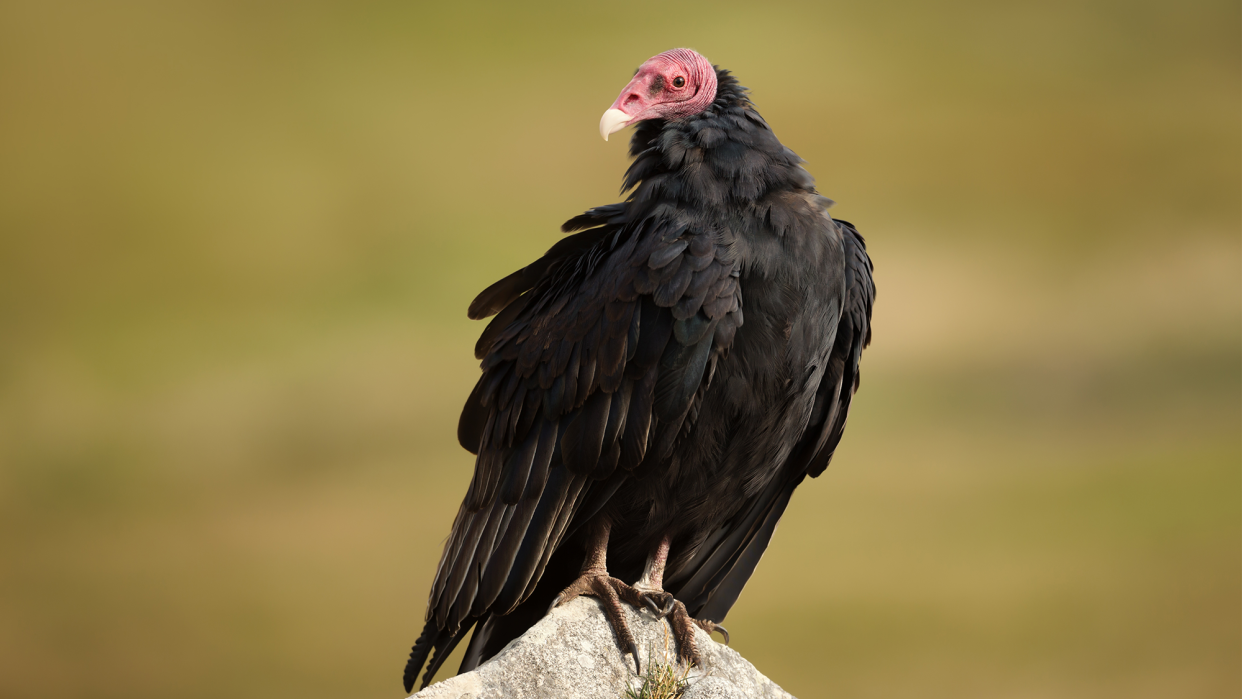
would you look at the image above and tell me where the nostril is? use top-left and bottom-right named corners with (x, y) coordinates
top-left (624, 93), bottom-right (640, 106)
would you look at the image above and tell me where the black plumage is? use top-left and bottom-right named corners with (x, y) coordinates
top-left (403, 64), bottom-right (874, 692)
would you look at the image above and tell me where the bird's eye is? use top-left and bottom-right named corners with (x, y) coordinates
top-left (672, 76), bottom-right (685, 88)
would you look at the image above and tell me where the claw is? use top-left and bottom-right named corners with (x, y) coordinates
top-left (692, 618), bottom-right (730, 645)
top-left (627, 638), bottom-right (641, 676)
top-left (643, 595), bottom-right (663, 617)
top-left (639, 591), bottom-right (677, 618)
top-left (546, 594), bottom-right (563, 615)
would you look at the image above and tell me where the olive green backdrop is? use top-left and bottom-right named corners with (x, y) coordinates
top-left (0, 1), bottom-right (1238, 698)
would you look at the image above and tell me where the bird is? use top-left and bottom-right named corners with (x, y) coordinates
top-left (402, 48), bottom-right (875, 693)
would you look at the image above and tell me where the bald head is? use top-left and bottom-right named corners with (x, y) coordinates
top-left (600, 48), bottom-right (718, 141)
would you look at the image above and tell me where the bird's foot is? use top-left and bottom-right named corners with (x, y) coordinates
top-left (549, 570), bottom-right (645, 674)
top-left (631, 588), bottom-right (728, 665)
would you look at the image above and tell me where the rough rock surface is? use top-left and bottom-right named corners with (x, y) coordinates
top-left (410, 597), bottom-right (794, 699)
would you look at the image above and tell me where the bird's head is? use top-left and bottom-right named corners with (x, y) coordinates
top-left (599, 48), bottom-right (718, 141)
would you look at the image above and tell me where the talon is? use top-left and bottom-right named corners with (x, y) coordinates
top-left (627, 639), bottom-right (641, 675)
top-left (639, 591), bottom-right (677, 618)
top-left (643, 595), bottom-right (663, 616)
top-left (692, 618), bottom-right (730, 645)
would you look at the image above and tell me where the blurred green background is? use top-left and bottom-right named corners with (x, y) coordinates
top-left (0, 1), bottom-right (1238, 698)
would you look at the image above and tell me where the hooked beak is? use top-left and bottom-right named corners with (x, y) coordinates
top-left (599, 108), bottom-right (631, 141)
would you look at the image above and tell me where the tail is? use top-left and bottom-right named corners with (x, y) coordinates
top-left (402, 619), bottom-right (478, 694)
top-left (402, 624), bottom-right (436, 694)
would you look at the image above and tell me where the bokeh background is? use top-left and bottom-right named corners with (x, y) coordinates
top-left (1, 1), bottom-right (1238, 698)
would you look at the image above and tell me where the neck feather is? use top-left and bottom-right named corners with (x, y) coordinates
top-left (621, 69), bottom-right (816, 211)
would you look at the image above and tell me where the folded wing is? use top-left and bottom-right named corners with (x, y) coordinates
top-left (669, 219), bottom-right (875, 622)
top-left (404, 206), bottom-right (745, 691)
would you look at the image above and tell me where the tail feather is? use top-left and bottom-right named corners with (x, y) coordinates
top-left (423, 620), bottom-right (475, 689)
top-left (403, 618), bottom-right (479, 693)
top-left (402, 623), bottom-right (438, 693)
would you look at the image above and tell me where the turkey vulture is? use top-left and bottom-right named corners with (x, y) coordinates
top-left (403, 48), bottom-right (875, 692)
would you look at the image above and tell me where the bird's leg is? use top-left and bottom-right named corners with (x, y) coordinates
top-left (632, 537), bottom-right (696, 662)
top-left (548, 522), bottom-right (646, 674)
top-left (630, 536), bottom-right (729, 666)
top-left (633, 536), bottom-right (676, 616)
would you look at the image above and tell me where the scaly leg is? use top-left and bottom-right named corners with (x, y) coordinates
top-left (548, 522), bottom-right (646, 674)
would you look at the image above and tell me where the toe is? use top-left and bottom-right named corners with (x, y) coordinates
top-left (668, 600), bottom-right (701, 666)
top-left (694, 619), bottom-right (730, 645)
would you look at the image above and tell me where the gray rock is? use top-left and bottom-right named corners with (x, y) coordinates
top-left (410, 597), bottom-right (794, 699)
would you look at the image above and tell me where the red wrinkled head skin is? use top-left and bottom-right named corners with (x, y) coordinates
top-left (609, 48), bottom-right (718, 122)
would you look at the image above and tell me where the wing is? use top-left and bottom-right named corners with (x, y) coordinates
top-left (668, 219), bottom-right (874, 621)
top-left (403, 205), bottom-right (744, 691)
